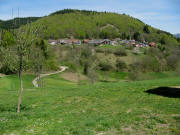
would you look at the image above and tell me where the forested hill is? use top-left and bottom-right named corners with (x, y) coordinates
top-left (28, 9), bottom-right (178, 45)
top-left (0, 17), bottom-right (41, 29)
top-left (1, 9), bottom-right (179, 45)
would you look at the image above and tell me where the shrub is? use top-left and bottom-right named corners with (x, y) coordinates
top-left (165, 46), bottom-right (180, 70)
top-left (96, 48), bottom-right (114, 54)
top-left (167, 55), bottom-right (180, 70)
top-left (114, 48), bottom-right (127, 56)
top-left (98, 55), bottom-right (116, 71)
top-left (176, 61), bottom-right (180, 74)
top-left (99, 62), bottom-right (113, 71)
top-left (130, 55), bottom-right (165, 73)
top-left (147, 48), bottom-right (164, 59)
top-left (116, 59), bottom-right (127, 72)
top-left (45, 59), bottom-right (59, 71)
top-left (87, 68), bottom-right (98, 84)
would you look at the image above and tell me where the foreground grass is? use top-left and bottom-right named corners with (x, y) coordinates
top-left (0, 74), bottom-right (180, 135)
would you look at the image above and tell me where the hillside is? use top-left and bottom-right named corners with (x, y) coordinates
top-left (175, 33), bottom-right (180, 38)
top-left (0, 17), bottom-right (41, 29)
top-left (28, 9), bottom-right (179, 45)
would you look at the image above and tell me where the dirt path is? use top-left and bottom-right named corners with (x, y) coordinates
top-left (32, 66), bottom-right (68, 88)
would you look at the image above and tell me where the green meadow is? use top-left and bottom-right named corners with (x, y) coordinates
top-left (0, 73), bottom-right (180, 135)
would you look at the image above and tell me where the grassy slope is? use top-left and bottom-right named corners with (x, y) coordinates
top-left (0, 73), bottom-right (180, 135)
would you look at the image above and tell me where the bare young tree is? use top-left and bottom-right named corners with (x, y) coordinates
top-left (13, 24), bottom-right (42, 113)
top-left (87, 60), bottom-right (98, 84)
top-left (74, 47), bottom-right (82, 83)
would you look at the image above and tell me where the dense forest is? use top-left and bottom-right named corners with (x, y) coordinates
top-left (0, 17), bottom-right (41, 29)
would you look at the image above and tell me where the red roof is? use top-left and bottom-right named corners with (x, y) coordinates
top-left (149, 42), bottom-right (156, 47)
top-left (83, 39), bottom-right (89, 43)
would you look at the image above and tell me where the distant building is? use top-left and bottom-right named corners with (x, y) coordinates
top-left (72, 39), bottom-right (81, 45)
top-left (48, 40), bottom-right (56, 45)
top-left (149, 42), bottom-right (156, 47)
top-left (129, 40), bottom-right (136, 46)
top-left (110, 41), bottom-right (118, 46)
top-left (114, 38), bottom-right (121, 41)
top-left (60, 39), bottom-right (73, 45)
top-left (83, 39), bottom-right (89, 44)
top-left (88, 39), bottom-right (108, 46)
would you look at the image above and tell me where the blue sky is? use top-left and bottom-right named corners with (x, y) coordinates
top-left (0, 0), bottom-right (180, 34)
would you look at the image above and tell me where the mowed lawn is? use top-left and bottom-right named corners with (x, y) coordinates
top-left (0, 74), bottom-right (180, 135)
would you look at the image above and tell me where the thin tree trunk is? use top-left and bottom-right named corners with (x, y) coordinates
top-left (17, 54), bottom-right (23, 113)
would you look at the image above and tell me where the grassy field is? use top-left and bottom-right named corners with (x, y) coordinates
top-left (0, 73), bottom-right (180, 135)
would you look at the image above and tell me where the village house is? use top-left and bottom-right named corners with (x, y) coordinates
top-left (119, 40), bottom-right (130, 45)
top-left (88, 39), bottom-right (109, 46)
top-left (129, 40), bottom-right (136, 46)
top-left (48, 40), bottom-right (57, 45)
top-left (60, 39), bottom-right (73, 45)
top-left (114, 38), bottom-right (121, 41)
top-left (72, 39), bottom-right (81, 45)
top-left (103, 39), bottom-right (111, 44)
top-left (83, 39), bottom-right (89, 44)
top-left (110, 40), bottom-right (118, 46)
top-left (149, 42), bottom-right (156, 47)
top-left (48, 38), bottom-right (155, 48)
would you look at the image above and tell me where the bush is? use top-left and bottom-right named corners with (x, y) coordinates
top-left (114, 48), bottom-right (127, 56)
top-left (45, 59), bottom-right (59, 71)
top-left (99, 62), bottom-right (113, 71)
top-left (116, 59), bottom-right (127, 72)
top-left (147, 48), bottom-right (164, 59)
top-left (176, 61), bottom-right (180, 74)
top-left (87, 68), bottom-right (98, 84)
top-left (96, 48), bottom-right (114, 54)
top-left (130, 55), bottom-right (166, 73)
top-left (98, 55), bottom-right (116, 71)
top-left (166, 47), bottom-right (180, 70)
top-left (167, 55), bottom-right (180, 70)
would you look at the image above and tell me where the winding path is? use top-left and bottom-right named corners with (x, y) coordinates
top-left (32, 66), bottom-right (68, 88)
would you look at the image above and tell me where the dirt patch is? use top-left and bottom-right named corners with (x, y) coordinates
top-left (0, 73), bottom-right (5, 78)
top-left (61, 72), bottom-right (87, 82)
top-left (100, 24), bottom-right (119, 32)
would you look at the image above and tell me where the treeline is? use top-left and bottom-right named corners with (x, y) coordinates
top-left (0, 17), bottom-right (41, 30)
top-left (50, 9), bottom-right (101, 16)
top-left (28, 9), bottom-right (180, 46)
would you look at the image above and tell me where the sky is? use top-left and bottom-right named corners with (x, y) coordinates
top-left (0, 0), bottom-right (180, 34)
